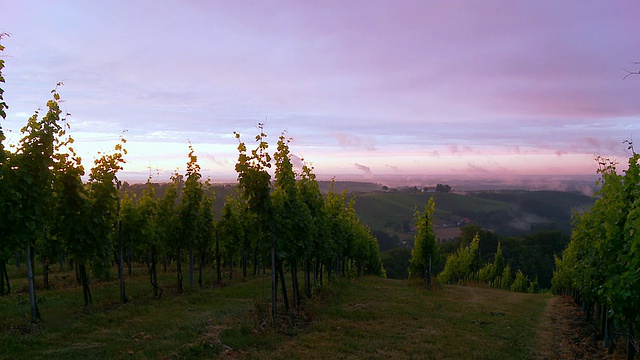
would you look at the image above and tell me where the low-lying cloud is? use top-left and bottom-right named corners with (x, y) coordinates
top-left (332, 132), bottom-right (376, 151)
top-left (354, 163), bottom-right (373, 176)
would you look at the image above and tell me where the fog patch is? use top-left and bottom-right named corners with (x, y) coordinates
top-left (508, 212), bottom-right (547, 231)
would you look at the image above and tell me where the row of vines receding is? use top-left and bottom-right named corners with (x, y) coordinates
top-left (552, 144), bottom-right (639, 358)
top-left (0, 36), bottom-right (384, 324)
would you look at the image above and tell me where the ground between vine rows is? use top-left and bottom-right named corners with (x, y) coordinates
top-left (534, 295), bottom-right (627, 359)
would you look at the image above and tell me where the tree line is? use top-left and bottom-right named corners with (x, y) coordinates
top-left (0, 37), bottom-right (384, 322)
top-left (435, 233), bottom-right (541, 294)
top-left (403, 197), bottom-right (564, 294)
top-left (388, 219), bottom-right (568, 289)
top-left (437, 225), bottom-right (568, 289)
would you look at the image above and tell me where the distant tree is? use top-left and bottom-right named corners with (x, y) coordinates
top-left (510, 270), bottom-right (530, 293)
top-left (381, 248), bottom-right (411, 279)
top-left (402, 219), bottom-right (412, 233)
top-left (501, 264), bottom-right (513, 290)
top-left (528, 276), bottom-right (540, 294)
top-left (297, 163), bottom-right (326, 297)
top-left (272, 133), bottom-right (315, 308)
top-left (87, 137), bottom-right (127, 302)
top-left (137, 180), bottom-right (163, 297)
top-left (438, 251), bottom-right (462, 284)
top-left (475, 240), bottom-right (506, 287)
top-left (323, 185), bottom-right (349, 279)
top-left (454, 225), bottom-right (509, 264)
top-left (13, 84), bottom-right (73, 321)
top-left (234, 124), bottom-right (276, 319)
top-left (179, 144), bottom-right (205, 289)
top-left (163, 174), bottom-right (184, 292)
top-left (466, 235), bottom-right (481, 280)
top-left (157, 176), bottom-right (180, 288)
top-left (0, 33), bottom-right (8, 120)
top-left (217, 194), bottom-right (245, 281)
top-left (493, 242), bottom-right (505, 287)
top-left (361, 226), bottom-right (385, 277)
top-left (196, 185), bottom-right (214, 287)
top-left (550, 254), bottom-right (571, 295)
top-left (372, 230), bottom-right (400, 251)
top-left (436, 183), bottom-right (451, 193)
top-left (408, 198), bottom-right (438, 286)
top-left (438, 234), bottom-right (480, 284)
top-left (478, 262), bottom-right (495, 284)
top-left (119, 191), bottom-right (141, 286)
top-left (56, 147), bottom-right (95, 306)
top-left (516, 231), bottom-right (568, 289)
top-left (0, 36), bottom-right (17, 296)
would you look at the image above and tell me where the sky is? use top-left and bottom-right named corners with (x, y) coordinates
top-left (1, 1), bottom-right (639, 184)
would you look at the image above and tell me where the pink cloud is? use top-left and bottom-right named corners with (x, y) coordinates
top-left (331, 132), bottom-right (376, 151)
top-left (3, 0), bottom-right (639, 181)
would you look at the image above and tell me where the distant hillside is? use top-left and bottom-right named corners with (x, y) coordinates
top-left (351, 189), bottom-right (594, 250)
top-left (356, 189), bottom-right (593, 284)
top-left (316, 180), bottom-right (384, 194)
top-left (121, 181), bottom-right (593, 237)
top-left (352, 191), bottom-right (508, 231)
top-left (465, 190), bottom-right (594, 235)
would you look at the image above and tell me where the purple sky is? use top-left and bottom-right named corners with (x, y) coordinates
top-left (2, 1), bottom-right (639, 183)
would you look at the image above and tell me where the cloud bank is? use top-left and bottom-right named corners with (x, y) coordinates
top-left (2, 1), bottom-right (639, 182)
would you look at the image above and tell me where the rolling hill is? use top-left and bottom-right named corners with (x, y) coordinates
top-left (351, 189), bottom-right (594, 243)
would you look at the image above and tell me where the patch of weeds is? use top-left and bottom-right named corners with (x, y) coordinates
top-left (218, 288), bottom-right (331, 354)
top-left (2, 314), bottom-right (43, 335)
top-left (183, 340), bottom-right (224, 357)
top-left (220, 322), bottom-right (274, 351)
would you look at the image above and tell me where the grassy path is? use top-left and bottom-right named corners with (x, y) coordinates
top-left (532, 295), bottom-right (627, 360)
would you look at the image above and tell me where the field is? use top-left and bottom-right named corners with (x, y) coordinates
top-left (0, 265), bottom-right (575, 360)
top-left (434, 227), bottom-right (462, 241)
top-left (352, 191), bottom-right (510, 232)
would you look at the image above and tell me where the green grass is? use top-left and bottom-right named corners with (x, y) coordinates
top-left (0, 267), bottom-right (270, 359)
top-left (0, 268), bottom-right (550, 359)
top-left (241, 277), bottom-right (549, 359)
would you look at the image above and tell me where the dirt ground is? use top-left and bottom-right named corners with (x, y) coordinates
top-left (532, 295), bottom-right (629, 360)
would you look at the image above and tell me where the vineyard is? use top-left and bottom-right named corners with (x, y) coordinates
top-left (552, 149), bottom-right (640, 359)
top-left (0, 37), bottom-right (383, 325)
